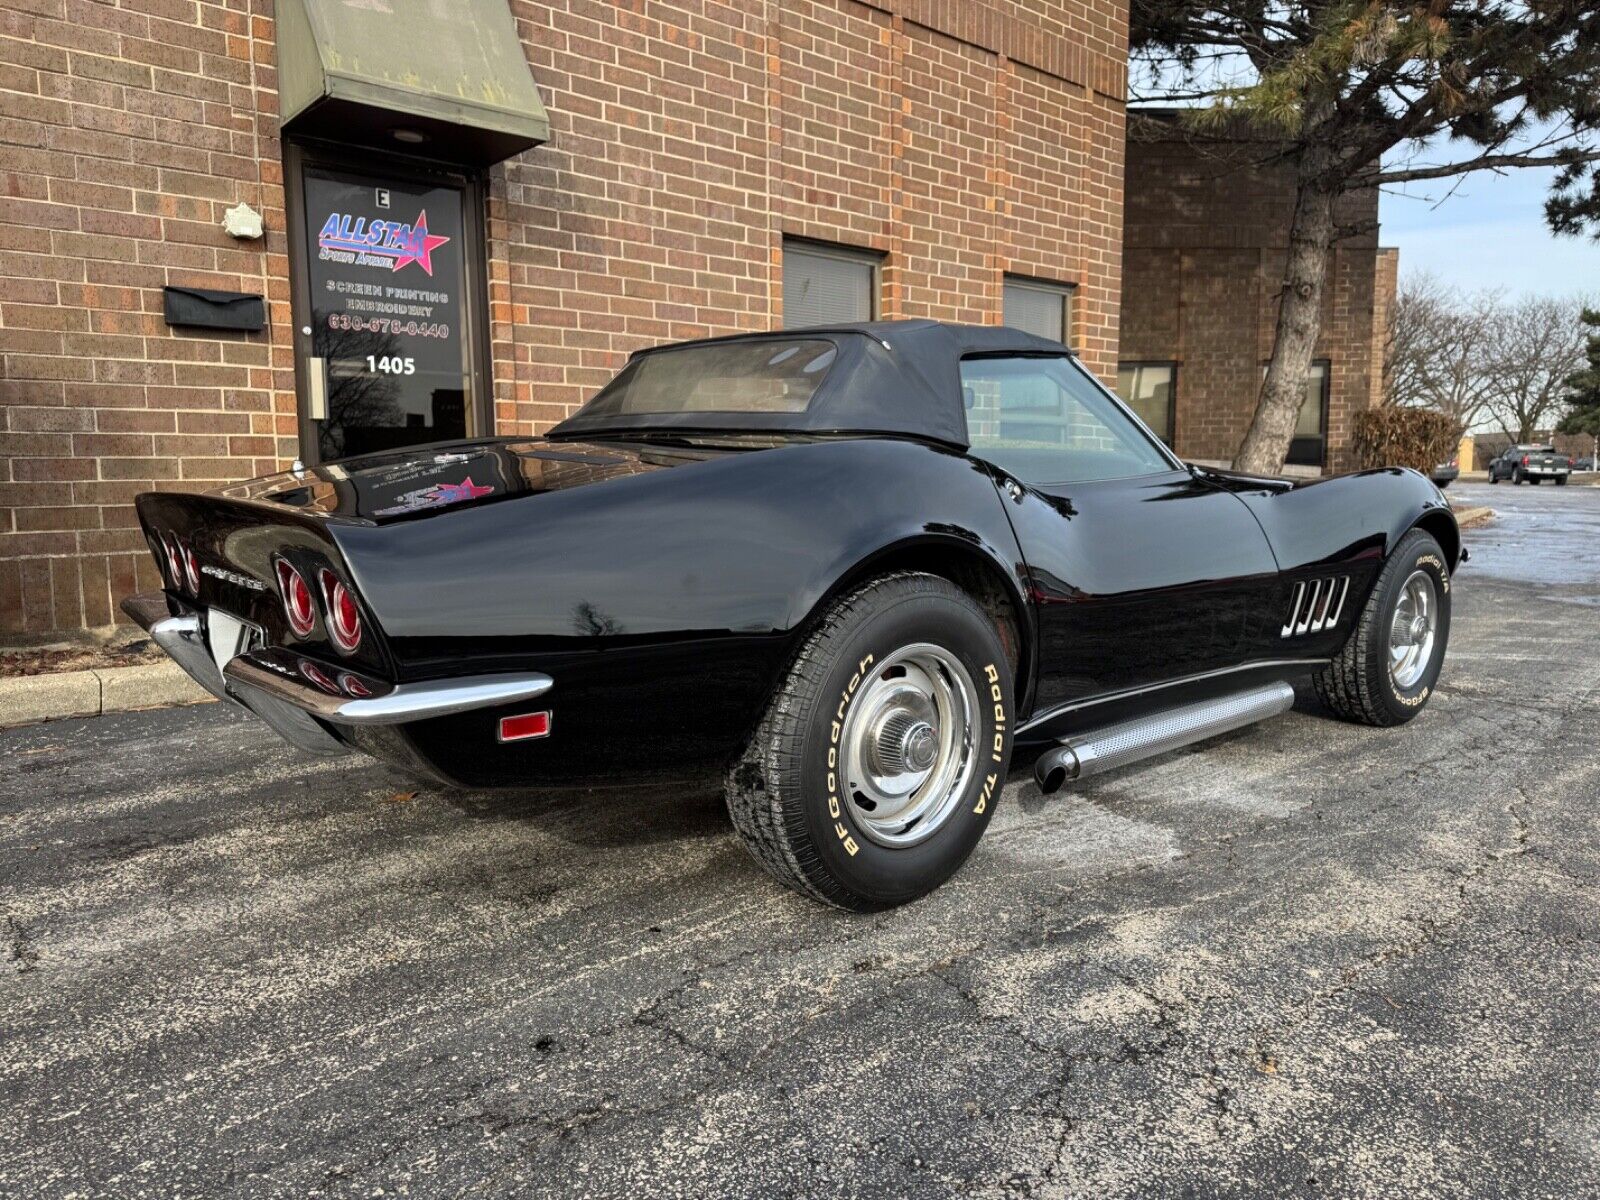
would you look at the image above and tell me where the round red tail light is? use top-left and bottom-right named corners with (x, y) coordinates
top-left (319, 569), bottom-right (362, 654)
top-left (275, 559), bottom-right (316, 637)
top-left (182, 542), bottom-right (201, 593)
top-left (162, 534), bottom-right (184, 590)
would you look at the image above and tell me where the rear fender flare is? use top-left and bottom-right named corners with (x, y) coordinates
top-left (788, 531), bottom-right (1037, 715)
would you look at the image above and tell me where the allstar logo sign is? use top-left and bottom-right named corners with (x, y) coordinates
top-left (317, 209), bottom-right (452, 276)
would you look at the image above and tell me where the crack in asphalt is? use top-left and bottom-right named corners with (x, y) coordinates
top-left (5, 916), bottom-right (39, 975)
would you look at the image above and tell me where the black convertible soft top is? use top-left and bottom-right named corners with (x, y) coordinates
top-left (547, 319), bottom-right (1073, 448)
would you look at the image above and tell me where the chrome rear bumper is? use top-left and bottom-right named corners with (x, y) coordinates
top-left (122, 590), bottom-right (553, 755)
top-left (221, 653), bottom-right (553, 725)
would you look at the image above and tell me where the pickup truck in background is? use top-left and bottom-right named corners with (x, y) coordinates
top-left (1487, 445), bottom-right (1573, 485)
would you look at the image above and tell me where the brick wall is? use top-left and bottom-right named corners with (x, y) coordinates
top-left (1, 0), bottom-right (1126, 635)
top-left (1120, 117), bottom-right (1386, 472)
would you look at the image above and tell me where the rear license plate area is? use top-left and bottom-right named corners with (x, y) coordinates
top-left (205, 609), bottom-right (262, 676)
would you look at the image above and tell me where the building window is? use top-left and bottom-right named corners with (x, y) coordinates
top-left (1002, 276), bottom-right (1073, 346)
top-left (1288, 360), bottom-right (1330, 468)
top-left (782, 240), bottom-right (879, 328)
top-left (1256, 360), bottom-right (1330, 468)
top-left (1116, 362), bottom-right (1176, 445)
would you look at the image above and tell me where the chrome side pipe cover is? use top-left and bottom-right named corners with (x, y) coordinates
top-left (1034, 681), bottom-right (1297, 794)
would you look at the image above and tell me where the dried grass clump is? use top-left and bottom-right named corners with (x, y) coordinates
top-left (1351, 407), bottom-right (1459, 473)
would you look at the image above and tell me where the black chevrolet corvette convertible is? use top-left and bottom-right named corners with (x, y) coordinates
top-left (126, 321), bottom-right (1459, 909)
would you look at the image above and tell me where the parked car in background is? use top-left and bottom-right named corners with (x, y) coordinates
top-left (1575, 456), bottom-right (1595, 472)
top-left (122, 321), bottom-right (1461, 910)
top-left (1488, 444), bottom-right (1572, 485)
top-left (1430, 458), bottom-right (1460, 489)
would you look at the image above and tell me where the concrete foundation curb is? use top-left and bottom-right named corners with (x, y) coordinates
top-left (0, 661), bottom-right (212, 730)
top-left (1453, 505), bottom-right (1495, 530)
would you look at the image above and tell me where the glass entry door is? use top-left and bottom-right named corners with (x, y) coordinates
top-left (290, 148), bottom-right (489, 463)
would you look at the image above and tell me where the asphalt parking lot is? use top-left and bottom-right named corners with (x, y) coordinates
top-left (3, 480), bottom-right (1598, 1199)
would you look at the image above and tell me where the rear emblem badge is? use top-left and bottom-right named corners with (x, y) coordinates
top-left (201, 564), bottom-right (268, 591)
top-left (375, 476), bottom-right (495, 517)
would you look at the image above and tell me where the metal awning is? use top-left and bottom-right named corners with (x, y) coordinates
top-left (277, 0), bottom-right (549, 167)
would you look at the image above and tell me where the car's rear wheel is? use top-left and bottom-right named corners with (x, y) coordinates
top-left (1513, 467), bottom-right (1525, 484)
top-left (1556, 475), bottom-right (1569, 486)
top-left (1314, 529), bottom-right (1451, 727)
top-left (724, 572), bottom-right (1014, 910)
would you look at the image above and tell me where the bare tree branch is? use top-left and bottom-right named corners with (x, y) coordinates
top-left (1368, 149), bottom-right (1600, 187)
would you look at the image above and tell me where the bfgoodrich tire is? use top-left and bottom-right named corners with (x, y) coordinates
top-left (724, 572), bottom-right (1014, 910)
top-left (1314, 529), bottom-right (1451, 727)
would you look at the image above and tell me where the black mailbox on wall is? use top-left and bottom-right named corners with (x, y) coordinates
top-left (162, 286), bottom-right (266, 332)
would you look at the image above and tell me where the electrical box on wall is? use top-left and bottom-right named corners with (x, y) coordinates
top-left (162, 286), bottom-right (266, 332)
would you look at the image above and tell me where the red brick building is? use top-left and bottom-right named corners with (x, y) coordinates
top-left (1, 0), bottom-right (1128, 636)
top-left (1118, 114), bottom-right (1393, 474)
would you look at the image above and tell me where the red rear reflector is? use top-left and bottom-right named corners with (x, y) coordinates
top-left (498, 712), bottom-right (551, 742)
top-left (338, 672), bottom-right (372, 698)
top-left (298, 660), bottom-right (338, 694)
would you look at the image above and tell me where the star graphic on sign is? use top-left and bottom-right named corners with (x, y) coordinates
top-left (430, 477), bottom-right (494, 504)
top-left (391, 209), bottom-right (451, 275)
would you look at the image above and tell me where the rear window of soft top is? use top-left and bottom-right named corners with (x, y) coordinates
top-left (576, 339), bottom-right (839, 418)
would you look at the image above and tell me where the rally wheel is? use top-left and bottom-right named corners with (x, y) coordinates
top-left (724, 572), bottom-right (1014, 910)
top-left (1314, 529), bottom-right (1451, 727)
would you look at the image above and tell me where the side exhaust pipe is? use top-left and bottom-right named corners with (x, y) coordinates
top-left (1033, 681), bottom-right (1296, 794)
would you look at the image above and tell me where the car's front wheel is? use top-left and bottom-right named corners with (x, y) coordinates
top-left (1314, 529), bottom-right (1451, 727)
top-left (725, 572), bottom-right (1014, 910)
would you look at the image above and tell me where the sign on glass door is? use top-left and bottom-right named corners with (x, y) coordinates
top-left (302, 168), bottom-right (474, 461)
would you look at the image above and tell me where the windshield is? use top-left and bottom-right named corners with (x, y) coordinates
top-left (575, 339), bottom-right (840, 420)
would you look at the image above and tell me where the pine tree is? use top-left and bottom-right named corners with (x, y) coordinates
top-left (1558, 309), bottom-right (1600, 452)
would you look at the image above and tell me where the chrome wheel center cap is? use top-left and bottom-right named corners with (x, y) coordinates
top-left (871, 709), bottom-right (939, 777)
top-left (902, 722), bottom-right (938, 772)
top-left (1410, 616), bottom-right (1428, 641)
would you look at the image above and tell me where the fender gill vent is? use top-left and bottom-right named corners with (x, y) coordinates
top-left (1281, 576), bottom-right (1350, 638)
